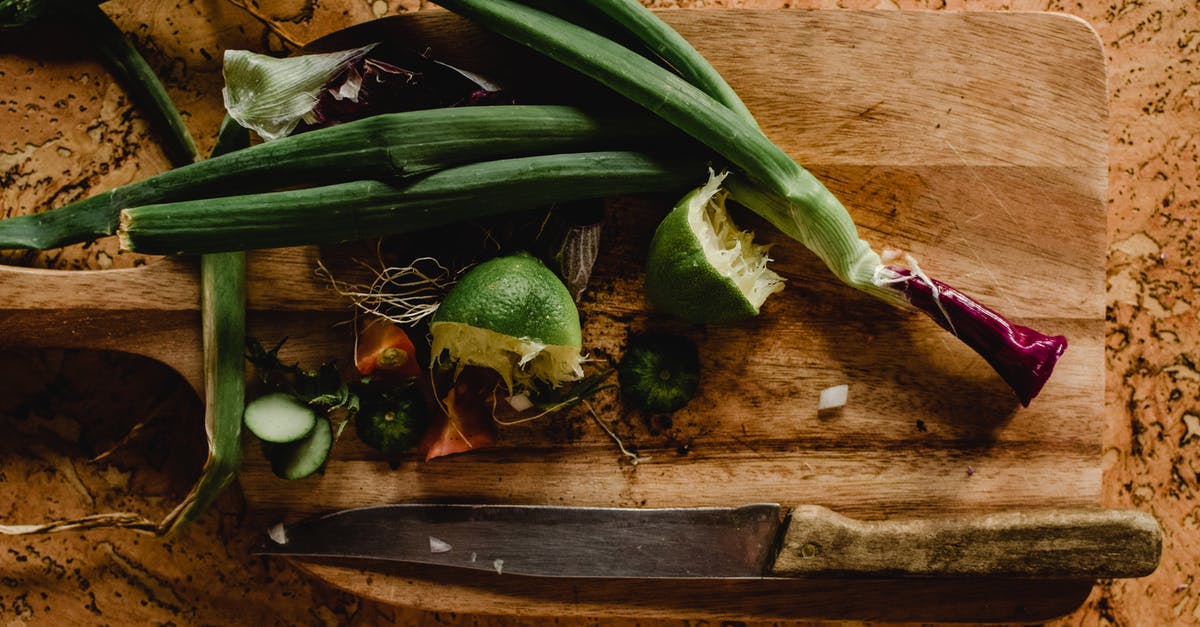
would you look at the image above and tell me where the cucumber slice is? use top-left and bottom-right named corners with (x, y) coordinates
top-left (269, 415), bottom-right (333, 480)
top-left (244, 393), bottom-right (317, 443)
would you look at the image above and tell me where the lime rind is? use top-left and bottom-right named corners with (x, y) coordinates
top-left (688, 171), bottom-right (785, 310)
top-left (645, 170), bottom-right (785, 323)
top-left (430, 321), bottom-right (585, 392)
top-left (430, 252), bottom-right (584, 392)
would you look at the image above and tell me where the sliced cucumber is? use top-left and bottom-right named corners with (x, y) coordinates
top-left (244, 393), bottom-right (317, 443)
top-left (269, 415), bottom-right (333, 480)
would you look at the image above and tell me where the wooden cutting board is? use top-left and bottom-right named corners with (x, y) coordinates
top-left (0, 9), bottom-right (1108, 623)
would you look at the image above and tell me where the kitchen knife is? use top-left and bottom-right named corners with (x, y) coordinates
top-left (254, 504), bottom-right (1160, 579)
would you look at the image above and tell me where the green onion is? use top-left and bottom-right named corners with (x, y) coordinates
top-left (435, 0), bottom-right (1068, 405)
top-left (118, 151), bottom-right (704, 255)
top-left (0, 105), bottom-right (675, 251)
top-left (435, 0), bottom-right (890, 300)
top-left (164, 117), bottom-right (249, 534)
top-left (568, 0), bottom-right (758, 127)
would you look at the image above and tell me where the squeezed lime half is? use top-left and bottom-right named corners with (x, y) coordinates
top-left (430, 252), bottom-right (583, 391)
top-left (645, 171), bottom-right (785, 323)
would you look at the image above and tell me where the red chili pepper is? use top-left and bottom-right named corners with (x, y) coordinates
top-left (355, 318), bottom-right (421, 378)
top-left (418, 366), bottom-right (498, 461)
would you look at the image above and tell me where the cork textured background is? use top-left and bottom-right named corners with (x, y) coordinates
top-left (0, 0), bottom-right (1195, 625)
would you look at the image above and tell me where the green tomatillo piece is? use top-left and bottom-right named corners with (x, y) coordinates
top-left (355, 384), bottom-right (429, 458)
top-left (617, 332), bottom-right (700, 414)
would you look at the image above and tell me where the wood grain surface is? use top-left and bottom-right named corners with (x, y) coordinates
top-left (0, 0), bottom-right (1191, 625)
top-left (1, 7), bottom-right (1109, 620)
top-left (258, 10), bottom-right (1107, 621)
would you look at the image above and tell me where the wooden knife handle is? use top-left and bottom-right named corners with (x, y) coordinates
top-left (770, 505), bottom-right (1161, 579)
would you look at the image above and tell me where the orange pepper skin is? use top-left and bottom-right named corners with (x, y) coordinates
top-left (418, 367), bottom-right (498, 461)
top-left (355, 319), bottom-right (422, 378)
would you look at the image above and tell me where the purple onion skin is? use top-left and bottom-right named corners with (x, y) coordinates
top-left (298, 43), bottom-right (511, 133)
top-left (884, 267), bottom-right (1067, 407)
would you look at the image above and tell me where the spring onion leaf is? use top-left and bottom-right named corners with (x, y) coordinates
top-left (0, 105), bottom-right (676, 250)
top-left (117, 151), bottom-right (705, 254)
top-left (164, 117), bottom-right (249, 534)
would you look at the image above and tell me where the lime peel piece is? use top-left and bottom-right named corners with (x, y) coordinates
top-left (430, 321), bottom-right (584, 392)
top-left (646, 170), bottom-right (785, 323)
top-left (429, 252), bottom-right (584, 391)
top-left (690, 171), bottom-right (785, 310)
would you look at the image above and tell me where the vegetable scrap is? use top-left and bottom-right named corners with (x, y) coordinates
top-left (243, 334), bottom-right (429, 475)
top-left (223, 44), bottom-right (379, 141)
top-left (223, 41), bottom-right (508, 141)
top-left (321, 256), bottom-right (459, 327)
top-left (818, 385), bottom-right (849, 412)
top-left (617, 333), bottom-right (700, 414)
top-left (419, 366), bottom-right (499, 461)
top-left (268, 523), bottom-right (289, 545)
top-left (429, 536), bottom-right (453, 553)
top-left (645, 170), bottom-right (784, 323)
top-left (356, 318), bottom-right (421, 378)
top-left (269, 416), bottom-right (334, 481)
top-left (354, 382), bottom-right (429, 459)
top-left (244, 393), bottom-right (318, 443)
top-left (586, 400), bottom-right (650, 466)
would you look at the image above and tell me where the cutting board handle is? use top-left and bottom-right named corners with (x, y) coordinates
top-left (0, 259), bottom-right (198, 314)
top-left (0, 248), bottom-right (357, 392)
top-left (0, 261), bottom-right (204, 388)
top-left (771, 505), bottom-right (1162, 579)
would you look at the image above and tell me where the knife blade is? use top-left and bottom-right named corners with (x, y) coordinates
top-left (254, 504), bottom-right (1161, 579)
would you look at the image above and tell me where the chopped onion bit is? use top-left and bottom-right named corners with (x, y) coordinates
top-left (506, 393), bottom-right (534, 412)
top-left (818, 384), bottom-right (848, 411)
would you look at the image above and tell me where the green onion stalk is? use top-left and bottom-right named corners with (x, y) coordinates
top-left (435, 0), bottom-right (1067, 406)
top-left (163, 116), bottom-right (249, 535)
top-left (0, 106), bottom-right (676, 250)
top-left (116, 151), bottom-right (705, 254)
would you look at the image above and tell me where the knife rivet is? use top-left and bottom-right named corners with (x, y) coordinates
top-left (801, 542), bottom-right (820, 558)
